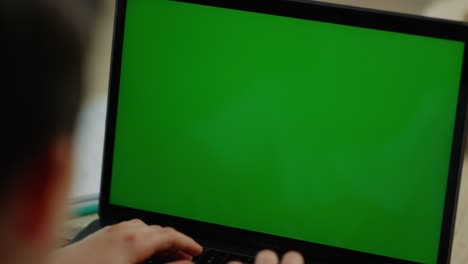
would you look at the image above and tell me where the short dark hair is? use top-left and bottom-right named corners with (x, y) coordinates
top-left (0, 1), bottom-right (100, 190)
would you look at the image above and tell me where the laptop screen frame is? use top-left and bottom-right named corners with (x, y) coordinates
top-left (99, 0), bottom-right (468, 263)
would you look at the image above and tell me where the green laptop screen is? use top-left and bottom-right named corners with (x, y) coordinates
top-left (109, 1), bottom-right (465, 263)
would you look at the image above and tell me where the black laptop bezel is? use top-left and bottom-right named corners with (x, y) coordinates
top-left (99, 0), bottom-right (468, 263)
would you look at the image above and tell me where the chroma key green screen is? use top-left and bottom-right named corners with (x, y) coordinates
top-left (109, 0), bottom-right (465, 263)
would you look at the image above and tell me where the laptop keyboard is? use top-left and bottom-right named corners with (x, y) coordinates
top-left (195, 248), bottom-right (254, 264)
top-left (144, 248), bottom-right (254, 264)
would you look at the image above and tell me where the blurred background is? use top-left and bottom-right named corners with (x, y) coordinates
top-left (70, 0), bottom-right (468, 260)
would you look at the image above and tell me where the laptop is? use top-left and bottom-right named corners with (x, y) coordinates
top-left (72, 0), bottom-right (468, 263)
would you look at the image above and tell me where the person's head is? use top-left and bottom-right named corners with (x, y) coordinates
top-left (0, 1), bottom-right (99, 263)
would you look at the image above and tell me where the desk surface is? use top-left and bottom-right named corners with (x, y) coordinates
top-left (64, 157), bottom-right (468, 263)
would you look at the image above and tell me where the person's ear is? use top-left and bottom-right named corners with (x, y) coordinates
top-left (12, 138), bottom-right (73, 244)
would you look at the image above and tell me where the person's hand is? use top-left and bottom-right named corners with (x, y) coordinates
top-left (50, 219), bottom-right (203, 264)
top-left (230, 250), bottom-right (304, 264)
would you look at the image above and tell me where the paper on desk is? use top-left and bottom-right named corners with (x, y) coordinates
top-left (70, 96), bottom-right (107, 203)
